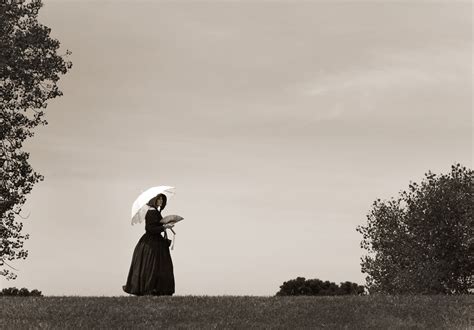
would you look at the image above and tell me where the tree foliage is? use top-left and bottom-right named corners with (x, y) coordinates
top-left (276, 277), bottom-right (365, 296)
top-left (357, 164), bottom-right (473, 294)
top-left (0, 0), bottom-right (71, 279)
top-left (0, 286), bottom-right (42, 296)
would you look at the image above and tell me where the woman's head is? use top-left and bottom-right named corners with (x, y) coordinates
top-left (147, 193), bottom-right (167, 210)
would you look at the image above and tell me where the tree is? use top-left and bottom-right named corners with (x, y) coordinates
top-left (357, 164), bottom-right (473, 294)
top-left (276, 277), bottom-right (365, 296)
top-left (0, 1), bottom-right (72, 279)
top-left (0, 287), bottom-right (43, 296)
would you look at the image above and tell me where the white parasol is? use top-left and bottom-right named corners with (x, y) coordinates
top-left (131, 186), bottom-right (176, 225)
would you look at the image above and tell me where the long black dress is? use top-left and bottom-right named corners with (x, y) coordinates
top-left (123, 206), bottom-right (175, 296)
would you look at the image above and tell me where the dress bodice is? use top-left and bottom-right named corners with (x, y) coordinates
top-left (145, 207), bottom-right (165, 236)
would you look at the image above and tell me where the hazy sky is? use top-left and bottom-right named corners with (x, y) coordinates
top-left (6, 0), bottom-right (472, 296)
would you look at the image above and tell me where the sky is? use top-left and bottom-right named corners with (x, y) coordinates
top-left (5, 0), bottom-right (472, 296)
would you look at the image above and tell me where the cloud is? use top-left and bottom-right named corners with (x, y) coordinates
top-left (295, 46), bottom-right (470, 119)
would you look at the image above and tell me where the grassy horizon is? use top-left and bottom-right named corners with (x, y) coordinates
top-left (1, 295), bottom-right (472, 328)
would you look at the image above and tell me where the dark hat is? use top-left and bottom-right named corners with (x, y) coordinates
top-left (147, 193), bottom-right (167, 210)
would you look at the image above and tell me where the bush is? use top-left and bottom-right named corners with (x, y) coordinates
top-left (0, 287), bottom-right (42, 296)
top-left (276, 277), bottom-right (365, 296)
top-left (30, 289), bottom-right (42, 296)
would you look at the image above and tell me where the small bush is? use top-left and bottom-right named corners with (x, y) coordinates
top-left (0, 287), bottom-right (43, 297)
top-left (30, 289), bottom-right (42, 296)
top-left (276, 277), bottom-right (365, 296)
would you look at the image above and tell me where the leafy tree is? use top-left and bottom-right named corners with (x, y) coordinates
top-left (357, 164), bottom-right (473, 294)
top-left (276, 277), bottom-right (365, 296)
top-left (0, 0), bottom-right (72, 279)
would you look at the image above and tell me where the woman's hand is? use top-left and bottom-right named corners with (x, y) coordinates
top-left (163, 223), bottom-right (175, 230)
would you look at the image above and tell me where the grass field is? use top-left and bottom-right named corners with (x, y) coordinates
top-left (1, 295), bottom-right (472, 329)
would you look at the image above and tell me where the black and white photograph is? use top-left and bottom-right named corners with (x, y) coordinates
top-left (1, 0), bottom-right (472, 328)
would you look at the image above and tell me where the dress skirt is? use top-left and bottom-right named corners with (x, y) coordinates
top-left (123, 232), bottom-right (175, 296)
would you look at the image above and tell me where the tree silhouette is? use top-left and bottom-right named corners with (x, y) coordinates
top-left (276, 277), bottom-right (365, 296)
top-left (357, 164), bottom-right (473, 294)
top-left (1, 1), bottom-right (72, 279)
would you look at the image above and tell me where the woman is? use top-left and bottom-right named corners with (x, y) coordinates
top-left (123, 193), bottom-right (175, 296)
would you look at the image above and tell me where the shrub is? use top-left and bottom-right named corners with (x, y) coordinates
top-left (0, 287), bottom-right (43, 296)
top-left (276, 277), bottom-right (365, 296)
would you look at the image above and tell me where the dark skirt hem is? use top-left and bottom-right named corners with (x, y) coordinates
top-left (122, 285), bottom-right (173, 296)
